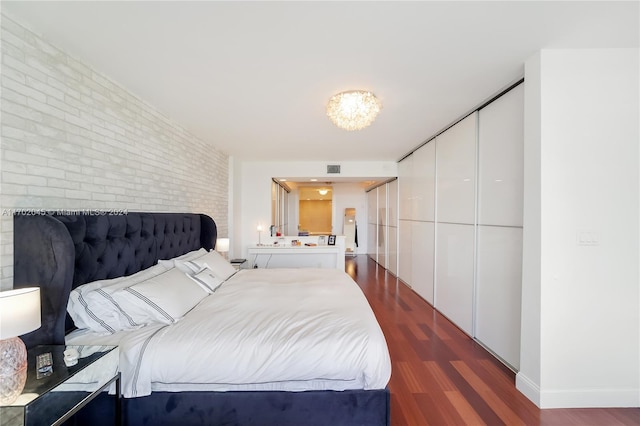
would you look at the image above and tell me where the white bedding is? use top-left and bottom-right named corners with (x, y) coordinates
top-left (66, 268), bottom-right (391, 398)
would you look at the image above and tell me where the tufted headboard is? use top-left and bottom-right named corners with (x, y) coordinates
top-left (13, 212), bottom-right (217, 349)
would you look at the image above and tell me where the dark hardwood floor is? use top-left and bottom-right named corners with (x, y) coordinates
top-left (346, 255), bottom-right (640, 426)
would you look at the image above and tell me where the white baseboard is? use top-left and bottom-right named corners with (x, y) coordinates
top-left (516, 372), bottom-right (639, 408)
top-left (516, 372), bottom-right (541, 407)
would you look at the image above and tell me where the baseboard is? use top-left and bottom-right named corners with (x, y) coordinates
top-left (516, 372), bottom-right (639, 408)
top-left (539, 388), bottom-right (640, 409)
top-left (516, 372), bottom-right (541, 407)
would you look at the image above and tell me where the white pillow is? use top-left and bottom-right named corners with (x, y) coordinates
top-left (188, 250), bottom-right (236, 281)
top-left (68, 263), bottom-right (171, 333)
top-left (112, 268), bottom-right (208, 325)
top-left (157, 248), bottom-right (208, 270)
top-left (186, 268), bottom-right (224, 293)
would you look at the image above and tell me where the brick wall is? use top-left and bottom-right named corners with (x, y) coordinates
top-left (0, 15), bottom-right (229, 289)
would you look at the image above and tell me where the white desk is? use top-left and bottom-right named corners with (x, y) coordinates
top-left (247, 245), bottom-right (345, 270)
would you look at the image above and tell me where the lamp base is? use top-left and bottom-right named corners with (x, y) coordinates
top-left (0, 337), bottom-right (28, 405)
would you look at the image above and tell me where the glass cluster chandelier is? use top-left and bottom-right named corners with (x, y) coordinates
top-left (326, 90), bottom-right (382, 131)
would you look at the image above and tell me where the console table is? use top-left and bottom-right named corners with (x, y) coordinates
top-left (247, 245), bottom-right (345, 270)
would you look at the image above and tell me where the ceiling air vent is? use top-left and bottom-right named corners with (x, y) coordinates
top-left (327, 165), bottom-right (341, 174)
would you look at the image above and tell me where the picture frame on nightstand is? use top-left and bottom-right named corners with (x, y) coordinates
top-left (327, 235), bottom-right (336, 246)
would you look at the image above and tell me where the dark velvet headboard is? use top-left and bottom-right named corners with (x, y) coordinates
top-left (13, 212), bottom-right (217, 349)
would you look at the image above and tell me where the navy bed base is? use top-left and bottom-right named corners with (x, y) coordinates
top-left (13, 212), bottom-right (390, 426)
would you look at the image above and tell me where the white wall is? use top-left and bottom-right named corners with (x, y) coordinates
top-left (0, 15), bottom-right (229, 288)
top-left (233, 159), bottom-right (396, 259)
top-left (517, 48), bottom-right (639, 408)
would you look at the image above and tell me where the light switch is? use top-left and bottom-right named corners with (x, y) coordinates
top-left (577, 231), bottom-right (600, 246)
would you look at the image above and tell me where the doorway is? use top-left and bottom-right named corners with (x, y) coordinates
top-left (298, 186), bottom-right (332, 235)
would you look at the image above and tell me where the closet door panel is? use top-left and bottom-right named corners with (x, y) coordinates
top-left (378, 224), bottom-right (387, 268)
top-left (367, 222), bottom-right (377, 261)
top-left (411, 221), bottom-right (434, 305)
top-left (367, 188), bottom-right (378, 225)
top-left (388, 226), bottom-right (398, 276)
top-left (435, 223), bottom-right (474, 335)
top-left (388, 180), bottom-right (398, 226)
top-left (436, 113), bottom-right (477, 225)
top-left (412, 141), bottom-right (436, 222)
top-left (377, 185), bottom-right (387, 267)
top-left (378, 184), bottom-right (387, 226)
top-left (388, 180), bottom-right (398, 276)
top-left (478, 84), bottom-right (524, 227)
top-left (398, 220), bottom-right (412, 285)
top-left (475, 226), bottom-right (522, 369)
top-left (398, 155), bottom-right (413, 220)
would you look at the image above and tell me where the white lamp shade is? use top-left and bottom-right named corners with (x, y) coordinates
top-left (216, 238), bottom-right (230, 253)
top-left (0, 287), bottom-right (41, 339)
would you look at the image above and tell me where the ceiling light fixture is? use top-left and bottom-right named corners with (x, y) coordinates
top-left (318, 189), bottom-right (328, 196)
top-left (326, 90), bottom-right (382, 131)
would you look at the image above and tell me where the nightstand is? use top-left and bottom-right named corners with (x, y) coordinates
top-left (0, 345), bottom-right (120, 426)
top-left (230, 258), bottom-right (247, 270)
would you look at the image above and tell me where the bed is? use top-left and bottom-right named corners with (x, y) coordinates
top-left (13, 212), bottom-right (391, 426)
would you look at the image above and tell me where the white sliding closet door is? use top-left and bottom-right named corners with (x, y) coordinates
top-left (475, 84), bottom-right (524, 369)
top-left (434, 113), bottom-right (477, 335)
top-left (367, 189), bottom-right (377, 261)
top-left (398, 155), bottom-right (413, 285)
top-left (378, 184), bottom-right (387, 268)
top-left (387, 180), bottom-right (398, 276)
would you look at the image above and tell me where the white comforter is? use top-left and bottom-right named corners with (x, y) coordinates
top-left (67, 268), bottom-right (391, 398)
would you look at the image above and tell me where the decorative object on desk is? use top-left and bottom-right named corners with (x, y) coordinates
top-left (0, 287), bottom-right (41, 405)
top-left (318, 235), bottom-right (327, 245)
top-left (216, 238), bottom-right (230, 260)
top-left (257, 225), bottom-right (263, 246)
top-left (63, 347), bottom-right (79, 367)
top-left (328, 235), bottom-right (337, 246)
top-left (326, 90), bottom-right (382, 131)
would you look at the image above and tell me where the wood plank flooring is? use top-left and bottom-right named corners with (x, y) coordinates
top-left (346, 255), bottom-right (640, 426)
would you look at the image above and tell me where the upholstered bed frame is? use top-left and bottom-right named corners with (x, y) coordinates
top-left (13, 212), bottom-right (390, 426)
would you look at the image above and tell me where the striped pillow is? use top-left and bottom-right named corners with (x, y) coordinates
top-left (112, 268), bottom-right (208, 325)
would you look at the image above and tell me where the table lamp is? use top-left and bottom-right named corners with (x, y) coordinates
top-left (0, 287), bottom-right (41, 405)
top-left (216, 238), bottom-right (230, 260)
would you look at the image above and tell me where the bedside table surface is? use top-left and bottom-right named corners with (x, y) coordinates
top-left (1, 345), bottom-right (119, 426)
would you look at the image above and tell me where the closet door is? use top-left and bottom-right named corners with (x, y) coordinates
top-left (377, 184), bottom-right (387, 268)
top-left (387, 180), bottom-right (398, 276)
top-left (434, 113), bottom-right (477, 335)
top-left (475, 84), bottom-right (524, 369)
top-left (398, 156), bottom-right (413, 284)
top-left (367, 189), bottom-right (378, 261)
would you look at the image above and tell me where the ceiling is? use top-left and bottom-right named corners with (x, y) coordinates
top-left (2, 1), bottom-right (638, 166)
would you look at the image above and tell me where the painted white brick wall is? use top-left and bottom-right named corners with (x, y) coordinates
top-left (0, 15), bottom-right (229, 289)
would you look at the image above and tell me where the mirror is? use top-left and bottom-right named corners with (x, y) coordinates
top-left (343, 208), bottom-right (356, 255)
